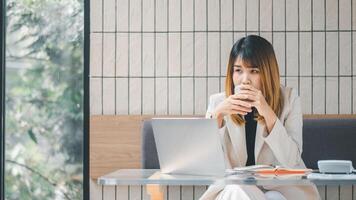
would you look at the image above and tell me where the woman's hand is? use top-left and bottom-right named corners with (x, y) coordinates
top-left (236, 84), bottom-right (269, 117)
top-left (237, 84), bottom-right (278, 133)
top-left (213, 94), bottom-right (252, 128)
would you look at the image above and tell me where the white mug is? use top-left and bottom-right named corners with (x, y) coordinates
top-left (234, 85), bottom-right (241, 95)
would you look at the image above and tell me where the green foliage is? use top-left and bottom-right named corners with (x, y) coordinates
top-left (5, 0), bottom-right (84, 199)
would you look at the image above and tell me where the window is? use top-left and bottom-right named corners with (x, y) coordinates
top-left (1, 0), bottom-right (89, 199)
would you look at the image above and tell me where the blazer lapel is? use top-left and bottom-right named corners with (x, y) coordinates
top-left (254, 121), bottom-right (266, 163)
top-left (225, 116), bottom-right (247, 167)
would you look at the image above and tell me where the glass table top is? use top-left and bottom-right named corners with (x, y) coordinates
top-left (97, 169), bottom-right (356, 186)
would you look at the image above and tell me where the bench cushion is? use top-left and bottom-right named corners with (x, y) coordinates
top-left (302, 118), bottom-right (356, 169)
top-left (141, 120), bottom-right (160, 169)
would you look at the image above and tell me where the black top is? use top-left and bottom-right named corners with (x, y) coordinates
top-left (245, 111), bottom-right (257, 166)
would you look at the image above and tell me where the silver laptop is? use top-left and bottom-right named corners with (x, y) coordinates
top-left (151, 118), bottom-right (226, 176)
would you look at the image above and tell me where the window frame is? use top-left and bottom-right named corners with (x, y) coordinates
top-left (0, 0), bottom-right (5, 198)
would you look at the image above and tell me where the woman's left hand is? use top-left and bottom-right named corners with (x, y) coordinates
top-left (236, 84), bottom-right (269, 116)
top-left (237, 84), bottom-right (277, 133)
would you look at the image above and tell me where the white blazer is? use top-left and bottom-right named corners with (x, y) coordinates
top-left (201, 86), bottom-right (320, 200)
top-left (205, 86), bottom-right (304, 169)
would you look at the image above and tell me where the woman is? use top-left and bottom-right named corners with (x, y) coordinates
top-left (200, 35), bottom-right (320, 200)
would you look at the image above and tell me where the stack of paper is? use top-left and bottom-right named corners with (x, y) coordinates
top-left (226, 165), bottom-right (313, 176)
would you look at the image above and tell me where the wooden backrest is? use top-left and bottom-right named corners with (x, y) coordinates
top-left (91, 115), bottom-right (145, 179)
top-left (90, 114), bottom-right (356, 179)
top-left (90, 115), bottom-right (191, 179)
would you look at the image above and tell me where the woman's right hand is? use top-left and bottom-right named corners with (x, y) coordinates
top-left (213, 95), bottom-right (253, 128)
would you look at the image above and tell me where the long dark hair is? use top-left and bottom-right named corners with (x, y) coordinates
top-left (225, 35), bottom-right (283, 125)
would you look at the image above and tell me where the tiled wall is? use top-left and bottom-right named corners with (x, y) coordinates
top-left (90, 0), bottom-right (356, 115)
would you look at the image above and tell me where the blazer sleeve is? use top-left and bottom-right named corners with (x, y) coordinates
top-left (263, 89), bottom-right (303, 168)
top-left (205, 95), bottom-right (216, 119)
top-left (206, 94), bottom-right (227, 135)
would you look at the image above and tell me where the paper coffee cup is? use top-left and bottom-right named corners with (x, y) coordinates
top-left (234, 85), bottom-right (241, 94)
